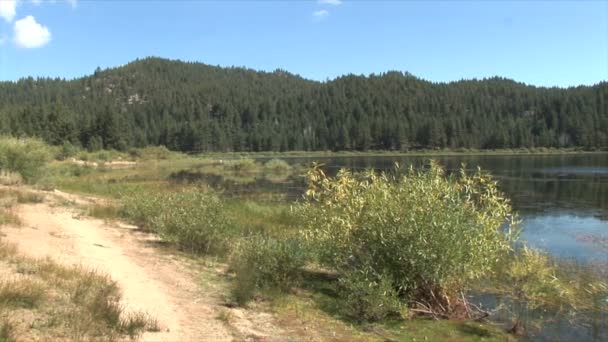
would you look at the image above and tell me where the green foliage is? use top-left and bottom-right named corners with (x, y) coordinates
top-left (263, 159), bottom-right (292, 173)
top-left (231, 235), bottom-right (307, 305)
top-left (123, 188), bottom-right (234, 254)
top-left (490, 247), bottom-right (608, 325)
top-left (128, 146), bottom-right (177, 160)
top-left (498, 248), bottom-right (571, 310)
top-left (296, 162), bottom-right (518, 312)
top-left (0, 137), bottom-right (52, 183)
top-left (121, 189), bottom-right (163, 231)
top-left (56, 141), bottom-right (81, 161)
top-left (223, 158), bottom-right (259, 173)
top-left (74, 148), bottom-right (128, 163)
top-left (337, 268), bottom-right (403, 322)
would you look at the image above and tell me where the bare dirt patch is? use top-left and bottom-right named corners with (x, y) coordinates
top-left (2, 196), bottom-right (233, 341)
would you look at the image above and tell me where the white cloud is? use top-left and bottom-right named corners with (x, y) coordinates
top-left (0, 0), bottom-right (17, 22)
top-left (31, 0), bottom-right (42, 5)
top-left (14, 15), bottom-right (51, 48)
top-left (313, 9), bottom-right (329, 19)
top-left (66, 0), bottom-right (76, 8)
top-left (318, 0), bottom-right (342, 5)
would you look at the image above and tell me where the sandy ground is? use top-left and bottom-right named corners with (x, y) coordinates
top-left (2, 191), bottom-right (234, 341)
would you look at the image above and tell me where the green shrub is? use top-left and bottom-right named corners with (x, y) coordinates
top-left (231, 235), bottom-right (307, 305)
top-left (338, 268), bottom-right (403, 322)
top-left (295, 162), bottom-right (517, 314)
top-left (223, 158), bottom-right (259, 173)
top-left (155, 190), bottom-right (232, 254)
top-left (56, 141), bottom-right (80, 161)
top-left (121, 189), bottom-right (162, 231)
top-left (263, 159), bottom-right (292, 173)
top-left (123, 188), bottom-right (233, 254)
top-left (128, 146), bottom-right (176, 160)
top-left (0, 137), bottom-right (52, 183)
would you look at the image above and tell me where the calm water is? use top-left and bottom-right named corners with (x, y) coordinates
top-left (176, 153), bottom-right (608, 340)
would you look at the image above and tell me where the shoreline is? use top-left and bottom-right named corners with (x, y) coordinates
top-left (196, 148), bottom-right (608, 159)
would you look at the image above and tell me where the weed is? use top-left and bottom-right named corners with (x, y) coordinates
top-left (216, 309), bottom-right (234, 324)
top-left (0, 315), bottom-right (16, 342)
top-left (16, 191), bottom-right (44, 204)
top-left (0, 279), bottom-right (46, 309)
top-left (231, 236), bottom-right (307, 305)
top-left (87, 204), bottom-right (121, 221)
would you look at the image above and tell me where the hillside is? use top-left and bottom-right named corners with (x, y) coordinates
top-left (0, 57), bottom-right (606, 152)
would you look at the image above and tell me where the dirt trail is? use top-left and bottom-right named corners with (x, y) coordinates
top-left (2, 192), bottom-right (235, 341)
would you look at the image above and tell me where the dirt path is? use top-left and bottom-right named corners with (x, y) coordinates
top-left (2, 192), bottom-right (235, 341)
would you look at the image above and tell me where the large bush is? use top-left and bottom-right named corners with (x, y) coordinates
top-left (295, 162), bottom-right (518, 316)
top-left (0, 137), bottom-right (52, 183)
top-left (123, 188), bottom-right (233, 254)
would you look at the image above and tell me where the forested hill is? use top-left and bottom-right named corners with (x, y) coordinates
top-left (0, 57), bottom-right (607, 152)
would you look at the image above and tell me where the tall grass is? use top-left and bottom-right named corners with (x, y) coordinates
top-left (123, 187), bottom-right (235, 254)
top-left (231, 235), bottom-right (307, 305)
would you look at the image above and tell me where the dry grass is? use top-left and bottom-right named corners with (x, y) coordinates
top-left (0, 240), bottom-right (158, 341)
top-left (87, 204), bottom-right (122, 221)
top-left (0, 187), bottom-right (46, 227)
top-left (0, 172), bottom-right (22, 186)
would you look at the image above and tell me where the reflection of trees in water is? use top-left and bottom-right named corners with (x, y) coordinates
top-left (167, 169), bottom-right (306, 200)
top-left (500, 177), bottom-right (608, 217)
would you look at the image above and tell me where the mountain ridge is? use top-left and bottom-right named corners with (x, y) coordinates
top-left (0, 57), bottom-right (606, 152)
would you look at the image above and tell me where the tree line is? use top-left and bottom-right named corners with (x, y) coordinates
top-left (0, 57), bottom-right (606, 152)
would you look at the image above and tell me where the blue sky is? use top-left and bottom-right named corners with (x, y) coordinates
top-left (0, 0), bottom-right (606, 87)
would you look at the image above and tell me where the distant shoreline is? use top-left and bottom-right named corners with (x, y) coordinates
top-left (197, 148), bottom-right (608, 159)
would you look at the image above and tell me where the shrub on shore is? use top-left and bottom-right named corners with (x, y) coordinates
top-left (294, 162), bottom-right (518, 320)
top-left (0, 137), bottom-right (52, 183)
